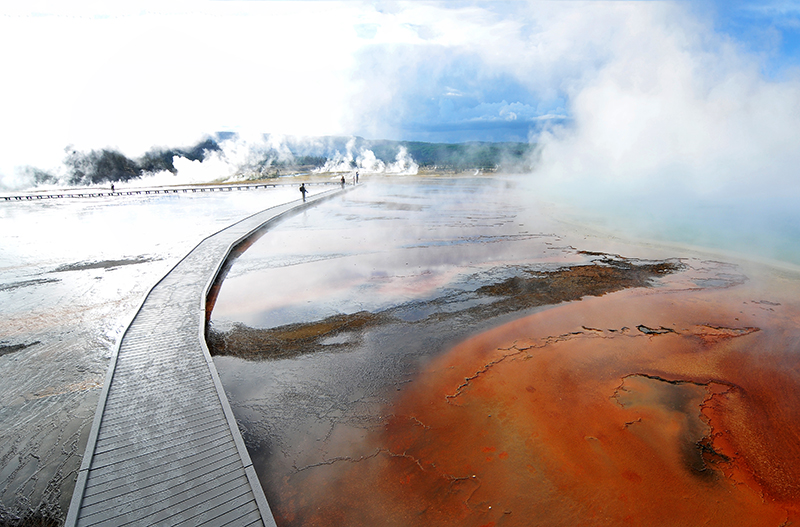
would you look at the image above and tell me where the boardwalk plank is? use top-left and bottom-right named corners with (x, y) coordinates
top-left (94, 411), bottom-right (226, 448)
top-left (173, 493), bottom-right (258, 527)
top-left (80, 455), bottom-right (241, 515)
top-left (102, 379), bottom-right (217, 407)
top-left (82, 451), bottom-right (241, 506)
top-left (88, 421), bottom-right (230, 467)
top-left (94, 405), bottom-right (221, 442)
top-left (84, 440), bottom-right (233, 487)
top-left (90, 469), bottom-right (248, 526)
top-left (99, 388), bottom-right (219, 425)
top-left (79, 468), bottom-right (251, 527)
top-left (225, 510), bottom-right (266, 527)
top-left (86, 423), bottom-right (233, 474)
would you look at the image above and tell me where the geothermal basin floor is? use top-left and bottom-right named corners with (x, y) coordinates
top-left (66, 188), bottom-right (345, 527)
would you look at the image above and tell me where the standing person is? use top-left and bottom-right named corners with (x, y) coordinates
top-left (340, 175), bottom-right (345, 188)
top-left (355, 171), bottom-right (359, 184)
top-left (299, 183), bottom-right (307, 201)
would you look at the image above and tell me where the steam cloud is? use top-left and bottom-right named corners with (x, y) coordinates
top-left (508, 3), bottom-right (800, 264)
top-left (532, 5), bottom-right (800, 200)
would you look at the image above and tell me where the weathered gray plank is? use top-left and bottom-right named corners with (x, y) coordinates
top-left (88, 422), bottom-right (231, 467)
top-left (173, 494), bottom-right (260, 527)
top-left (84, 441), bottom-right (234, 487)
top-left (97, 394), bottom-right (219, 430)
top-left (79, 456), bottom-right (242, 516)
top-left (88, 422), bottom-right (230, 473)
top-left (94, 408), bottom-right (222, 445)
top-left (83, 469), bottom-right (248, 526)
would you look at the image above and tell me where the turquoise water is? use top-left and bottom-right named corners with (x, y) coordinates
top-left (532, 182), bottom-right (800, 269)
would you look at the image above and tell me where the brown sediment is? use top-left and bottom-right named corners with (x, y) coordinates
top-left (0, 278), bottom-right (60, 292)
top-left (50, 256), bottom-right (158, 272)
top-left (0, 341), bottom-right (40, 357)
top-left (207, 311), bottom-right (386, 360)
top-left (473, 256), bottom-right (681, 316)
top-left (208, 255), bottom-right (682, 359)
top-left (269, 283), bottom-right (800, 526)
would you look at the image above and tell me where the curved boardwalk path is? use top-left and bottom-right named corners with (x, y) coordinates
top-left (66, 187), bottom-right (347, 527)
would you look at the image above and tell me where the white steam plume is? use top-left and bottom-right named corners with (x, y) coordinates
top-left (384, 146), bottom-right (419, 175)
top-left (314, 137), bottom-right (358, 173)
top-left (355, 146), bottom-right (418, 175)
top-left (314, 138), bottom-right (419, 175)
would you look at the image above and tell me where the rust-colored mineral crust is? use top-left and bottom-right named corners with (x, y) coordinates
top-left (273, 285), bottom-right (800, 526)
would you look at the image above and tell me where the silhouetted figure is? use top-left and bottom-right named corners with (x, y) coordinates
top-left (340, 176), bottom-right (345, 188)
top-left (110, 183), bottom-right (115, 192)
top-left (299, 183), bottom-right (307, 201)
top-left (355, 171), bottom-right (359, 183)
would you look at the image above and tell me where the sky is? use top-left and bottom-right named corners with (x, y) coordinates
top-left (1, 0), bottom-right (800, 197)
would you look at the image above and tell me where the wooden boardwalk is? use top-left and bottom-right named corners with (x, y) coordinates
top-left (66, 187), bottom-right (346, 527)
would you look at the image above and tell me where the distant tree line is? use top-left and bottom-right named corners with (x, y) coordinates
top-left (63, 138), bottom-right (221, 186)
top-left (371, 140), bottom-right (536, 170)
top-left (31, 138), bottom-right (222, 186)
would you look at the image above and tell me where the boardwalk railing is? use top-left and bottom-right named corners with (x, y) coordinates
top-left (66, 186), bottom-right (349, 527)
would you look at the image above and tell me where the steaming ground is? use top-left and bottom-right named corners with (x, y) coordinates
top-left (0, 186), bottom-right (299, 524)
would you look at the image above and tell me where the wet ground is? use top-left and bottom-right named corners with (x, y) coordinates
top-left (208, 176), bottom-right (800, 525)
top-left (0, 186), bottom-right (299, 525)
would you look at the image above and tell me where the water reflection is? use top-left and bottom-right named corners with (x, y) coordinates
top-left (210, 176), bottom-right (800, 526)
top-left (209, 177), bottom-right (570, 330)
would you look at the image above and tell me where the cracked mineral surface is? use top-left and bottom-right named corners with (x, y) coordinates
top-left (210, 176), bottom-right (800, 526)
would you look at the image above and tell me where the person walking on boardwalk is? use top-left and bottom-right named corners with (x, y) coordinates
top-left (299, 183), bottom-right (307, 201)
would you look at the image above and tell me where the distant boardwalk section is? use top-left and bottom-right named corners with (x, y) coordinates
top-left (0, 181), bottom-right (286, 201)
top-left (66, 186), bottom-right (346, 527)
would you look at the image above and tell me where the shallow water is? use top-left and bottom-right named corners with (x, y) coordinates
top-left (210, 175), bottom-right (800, 525)
top-left (211, 176), bottom-right (567, 329)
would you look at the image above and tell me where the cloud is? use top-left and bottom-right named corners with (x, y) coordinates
top-left (0, 2), bottom-right (365, 180)
top-left (341, 2), bottom-right (631, 141)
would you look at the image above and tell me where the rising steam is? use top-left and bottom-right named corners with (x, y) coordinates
top-left (313, 137), bottom-right (419, 175)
